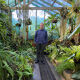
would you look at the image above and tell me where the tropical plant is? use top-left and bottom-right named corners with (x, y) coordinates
top-left (0, 48), bottom-right (33, 80)
top-left (56, 61), bottom-right (75, 74)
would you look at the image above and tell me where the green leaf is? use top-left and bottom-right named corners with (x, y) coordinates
top-left (72, 71), bottom-right (80, 79)
top-left (17, 71), bottom-right (23, 80)
top-left (2, 60), bottom-right (14, 78)
top-left (23, 71), bottom-right (32, 76)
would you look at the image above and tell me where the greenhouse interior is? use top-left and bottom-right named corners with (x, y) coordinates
top-left (0, 0), bottom-right (80, 80)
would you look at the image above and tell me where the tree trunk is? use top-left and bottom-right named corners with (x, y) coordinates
top-left (60, 18), bottom-right (67, 41)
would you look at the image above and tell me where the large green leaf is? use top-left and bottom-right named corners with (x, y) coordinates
top-left (72, 71), bottom-right (80, 79)
top-left (17, 71), bottom-right (23, 80)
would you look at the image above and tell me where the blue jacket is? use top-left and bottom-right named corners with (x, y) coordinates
top-left (34, 29), bottom-right (48, 44)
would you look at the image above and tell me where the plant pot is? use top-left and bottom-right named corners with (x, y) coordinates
top-left (32, 43), bottom-right (36, 47)
top-left (63, 70), bottom-right (74, 80)
top-left (16, 23), bottom-right (21, 27)
top-left (52, 19), bottom-right (58, 23)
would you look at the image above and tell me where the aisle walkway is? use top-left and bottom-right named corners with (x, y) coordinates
top-left (39, 57), bottom-right (56, 80)
top-left (32, 56), bottom-right (61, 80)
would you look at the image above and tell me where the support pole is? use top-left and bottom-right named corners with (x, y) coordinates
top-left (44, 11), bottom-right (45, 28)
top-left (60, 18), bottom-right (67, 41)
top-left (15, 0), bottom-right (16, 6)
top-left (26, 25), bottom-right (28, 40)
top-left (35, 10), bottom-right (37, 30)
top-left (23, 0), bottom-right (26, 40)
top-left (8, 0), bottom-right (9, 5)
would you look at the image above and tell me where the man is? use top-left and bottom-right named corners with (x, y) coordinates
top-left (34, 23), bottom-right (48, 64)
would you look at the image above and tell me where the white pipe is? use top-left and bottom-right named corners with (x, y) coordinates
top-left (67, 24), bottom-right (80, 39)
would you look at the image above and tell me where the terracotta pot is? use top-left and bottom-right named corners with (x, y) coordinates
top-left (63, 70), bottom-right (74, 80)
top-left (32, 43), bottom-right (36, 47)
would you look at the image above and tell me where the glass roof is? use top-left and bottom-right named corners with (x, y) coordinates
top-left (5, 0), bottom-right (72, 15)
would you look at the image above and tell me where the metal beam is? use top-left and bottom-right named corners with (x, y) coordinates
top-left (40, 0), bottom-right (67, 7)
top-left (63, 0), bottom-right (72, 4)
top-left (27, 0), bottom-right (34, 6)
top-left (35, 10), bottom-right (37, 30)
top-left (32, 3), bottom-right (54, 15)
top-left (33, 0), bottom-right (59, 14)
top-left (9, 6), bottom-right (62, 10)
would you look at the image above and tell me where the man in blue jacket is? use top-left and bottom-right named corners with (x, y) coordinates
top-left (34, 23), bottom-right (48, 64)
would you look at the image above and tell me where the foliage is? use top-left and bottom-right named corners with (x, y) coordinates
top-left (68, 46), bottom-right (80, 61)
top-left (44, 14), bottom-right (60, 40)
top-left (0, 12), bottom-right (15, 45)
top-left (19, 48), bottom-right (36, 60)
top-left (45, 41), bottom-right (61, 61)
top-left (56, 61), bottom-right (75, 74)
top-left (0, 46), bottom-right (33, 80)
top-left (45, 41), bottom-right (80, 74)
top-left (72, 71), bottom-right (80, 80)
top-left (0, 0), bottom-right (6, 4)
top-left (0, 2), bottom-right (35, 79)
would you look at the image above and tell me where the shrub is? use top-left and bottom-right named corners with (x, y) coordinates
top-left (56, 61), bottom-right (75, 74)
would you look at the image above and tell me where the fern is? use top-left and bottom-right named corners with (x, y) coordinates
top-left (2, 60), bottom-right (14, 80)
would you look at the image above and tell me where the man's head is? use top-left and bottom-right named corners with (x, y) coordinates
top-left (40, 23), bottom-right (44, 30)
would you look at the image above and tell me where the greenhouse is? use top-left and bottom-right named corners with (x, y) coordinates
top-left (0, 0), bottom-right (80, 80)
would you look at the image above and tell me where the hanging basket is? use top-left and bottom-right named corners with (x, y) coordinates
top-left (16, 23), bottom-right (21, 27)
top-left (73, 7), bottom-right (80, 13)
top-left (52, 19), bottom-right (58, 23)
top-left (25, 18), bottom-right (32, 25)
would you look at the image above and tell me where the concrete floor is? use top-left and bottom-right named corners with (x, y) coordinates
top-left (32, 56), bottom-right (62, 80)
top-left (32, 63), bottom-right (41, 80)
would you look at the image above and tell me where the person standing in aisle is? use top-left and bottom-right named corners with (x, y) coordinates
top-left (34, 23), bottom-right (48, 64)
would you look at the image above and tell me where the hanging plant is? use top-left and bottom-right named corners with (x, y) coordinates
top-left (73, 7), bottom-right (80, 13)
top-left (52, 19), bottom-right (58, 23)
top-left (25, 18), bottom-right (32, 25)
top-left (60, 7), bottom-right (68, 19)
top-left (16, 23), bottom-right (21, 27)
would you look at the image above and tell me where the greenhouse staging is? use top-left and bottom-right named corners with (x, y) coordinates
top-left (0, 0), bottom-right (80, 80)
